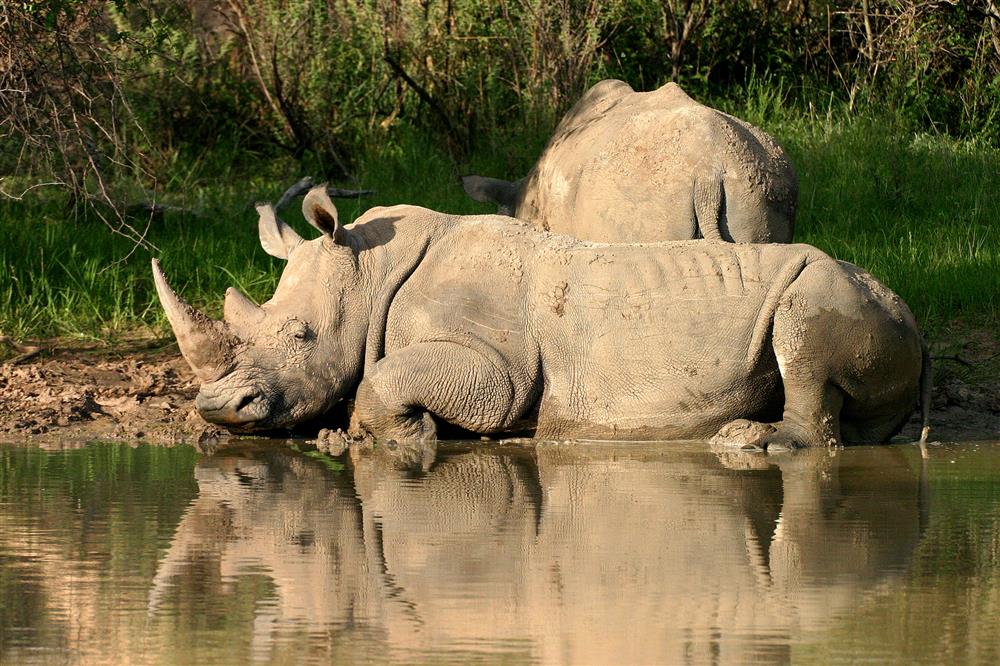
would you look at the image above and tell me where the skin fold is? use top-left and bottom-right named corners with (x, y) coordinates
top-left (154, 186), bottom-right (924, 448)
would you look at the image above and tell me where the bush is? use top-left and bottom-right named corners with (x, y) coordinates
top-left (2, 1), bottom-right (998, 218)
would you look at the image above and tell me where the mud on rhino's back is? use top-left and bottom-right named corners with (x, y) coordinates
top-left (519, 82), bottom-right (792, 244)
top-left (525, 238), bottom-right (829, 438)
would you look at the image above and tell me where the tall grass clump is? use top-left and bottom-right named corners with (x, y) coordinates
top-left (715, 79), bottom-right (1000, 326)
top-left (0, 190), bottom-right (279, 340)
top-left (0, 131), bottom-right (504, 340)
top-left (791, 125), bottom-right (1000, 323)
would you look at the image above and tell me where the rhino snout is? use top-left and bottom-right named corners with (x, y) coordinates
top-left (196, 384), bottom-right (267, 427)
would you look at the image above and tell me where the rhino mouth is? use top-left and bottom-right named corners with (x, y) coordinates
top-left (195, 385), bottom-right (270, 428)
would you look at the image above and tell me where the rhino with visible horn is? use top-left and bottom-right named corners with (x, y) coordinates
top-left (154, 186), bottom-right (928, 448)
top-left (463, 79), bottom-right (797, 244)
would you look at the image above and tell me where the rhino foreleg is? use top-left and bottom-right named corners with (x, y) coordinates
top-left (351, 342), bottom-right (519, 443)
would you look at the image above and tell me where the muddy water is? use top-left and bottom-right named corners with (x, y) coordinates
top-left (1, 441), bottom-right (999, 665)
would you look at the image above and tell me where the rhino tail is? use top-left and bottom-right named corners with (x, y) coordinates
top-left (919, 338), bottom-right (933, 447)
top-left (693, 171), bottom-right (726, 241)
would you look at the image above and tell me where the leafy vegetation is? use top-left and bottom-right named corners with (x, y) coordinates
top-left (5, 0), bottom-right (999, 203)
top-left (1, 1), bottom-right (998, 340)
top-left (1, 104), bottom-right (998, 342)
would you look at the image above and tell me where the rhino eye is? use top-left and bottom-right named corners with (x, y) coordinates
top-left (283, 320), bottom-right (311, 342)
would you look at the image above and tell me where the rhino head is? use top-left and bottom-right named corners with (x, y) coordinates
top-left (153, 187), bottom-right (366, 430)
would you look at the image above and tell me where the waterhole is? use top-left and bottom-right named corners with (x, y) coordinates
top-left (1, 440), bottom-right (998, 664)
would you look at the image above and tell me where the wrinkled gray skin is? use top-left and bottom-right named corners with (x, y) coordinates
top-left (463, 79), bottom-right (797, 243)
top-left (153, 186), bottom-right (924, 447)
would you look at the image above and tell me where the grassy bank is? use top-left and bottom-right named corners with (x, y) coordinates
top-left (1, 106), bottom-right (998, 343)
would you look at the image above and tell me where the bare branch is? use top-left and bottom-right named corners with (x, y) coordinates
top-left (385, 53), bottom-right (464, 151)
top-left (0, 336), bottom-right (42, 365)
top-left (275, 176), bottom-right (374, 214)
top-left (0, 180), bottom-right (67, 200)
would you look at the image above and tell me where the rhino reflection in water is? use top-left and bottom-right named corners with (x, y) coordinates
top-left (147, 444), bottom-right (926, 663)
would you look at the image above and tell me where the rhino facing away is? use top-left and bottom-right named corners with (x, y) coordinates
top-left (463, 79), bottom-right (797, 243)
top-left (153, 187), bottom-right (927, 448)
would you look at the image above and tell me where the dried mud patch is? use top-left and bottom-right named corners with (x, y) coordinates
top-left (898, 326), bottom-right (1000, 443)
top-left (0, 338), bottom-right (228, 448)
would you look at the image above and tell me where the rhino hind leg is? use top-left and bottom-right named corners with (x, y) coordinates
top-left (351, 341), bottom-right (522, 443)
top-left (766, 260), bottom-right (923, 448)
top-left (758, 382), bottom-right (844, 450)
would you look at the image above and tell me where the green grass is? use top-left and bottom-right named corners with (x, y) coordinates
top-left (729, 82), bottom-right (1000, 325)
top-left (1, 107), bottom-right (998, 343)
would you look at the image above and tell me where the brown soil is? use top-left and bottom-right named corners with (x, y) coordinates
top-left (0, 337), bottom-right (223, 448)
top-left (1, 331), bottom-right (997, 448)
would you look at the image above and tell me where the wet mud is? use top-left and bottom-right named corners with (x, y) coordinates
top-left (0, 339), bottom-right (219, 447)
top-left (1, 333), bottom-right (998, 447)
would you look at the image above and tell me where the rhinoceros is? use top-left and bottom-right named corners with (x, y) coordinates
top-left (463, 79), bottom-right (797, 243)
top-left (153, 186), bottom-right (927, 448)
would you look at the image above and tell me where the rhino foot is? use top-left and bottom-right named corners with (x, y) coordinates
top-left (346, 421), bottom-right (438, 473)
top-left (757, 430), bottom-right (807, 452)
top-left (314, 428), bottom-right (351, 457)
top-left (380, 411), bottom-right (438, 447)
top-left (757, 420), bottom-right (841, 450)
top-left (709, 419), bottom-right (777, 450)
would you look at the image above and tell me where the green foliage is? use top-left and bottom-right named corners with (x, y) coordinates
top-left (1, 106), bottom-right (998, 342)
top-left (2, 1), bottom-right (998, 340)
top-left (5, 1), bottom-right (999, 190)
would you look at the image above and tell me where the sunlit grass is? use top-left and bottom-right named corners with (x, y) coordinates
top-left (1, 107), bottom-right (998, 341)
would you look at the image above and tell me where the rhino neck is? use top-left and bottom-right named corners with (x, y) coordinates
top-left (349, 207), bottom-right (454, 375)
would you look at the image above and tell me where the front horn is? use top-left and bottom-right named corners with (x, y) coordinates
top-left (152, 259), bottom-right (235, 382)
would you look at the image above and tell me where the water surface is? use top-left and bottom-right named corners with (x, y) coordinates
top-left (1, 440), bottom-right (999, 664)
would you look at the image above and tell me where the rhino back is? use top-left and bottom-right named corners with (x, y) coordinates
top-left (518, 82), bottom-right (703, 241)
top-left (527, 239), bottom-right (826, 438)
top-left (382, 216), bottom-right (825, 439)
top-left (518, 81), bottom-right (796, 244)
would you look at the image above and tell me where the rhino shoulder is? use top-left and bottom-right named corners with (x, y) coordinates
top-left (653, 81), bottom-right (696, 104)
top-left (579, 79), bottom-right (634, 106)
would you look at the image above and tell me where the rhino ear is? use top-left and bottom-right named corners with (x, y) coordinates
top-left (461, 175), bottom-right (520, 215)
top-left (257, 204), bottom-right (303, 260)
top-left (302, 185), bottom-right (347, 244)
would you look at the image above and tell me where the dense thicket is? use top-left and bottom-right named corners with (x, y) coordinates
top-left (2, 0), bottom-right (999, 209)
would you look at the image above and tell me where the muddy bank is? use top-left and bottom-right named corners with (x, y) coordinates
top-left (1, 334), bottom-right (998, 448)
top-left (0, 339), bottom-right (215, 447)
